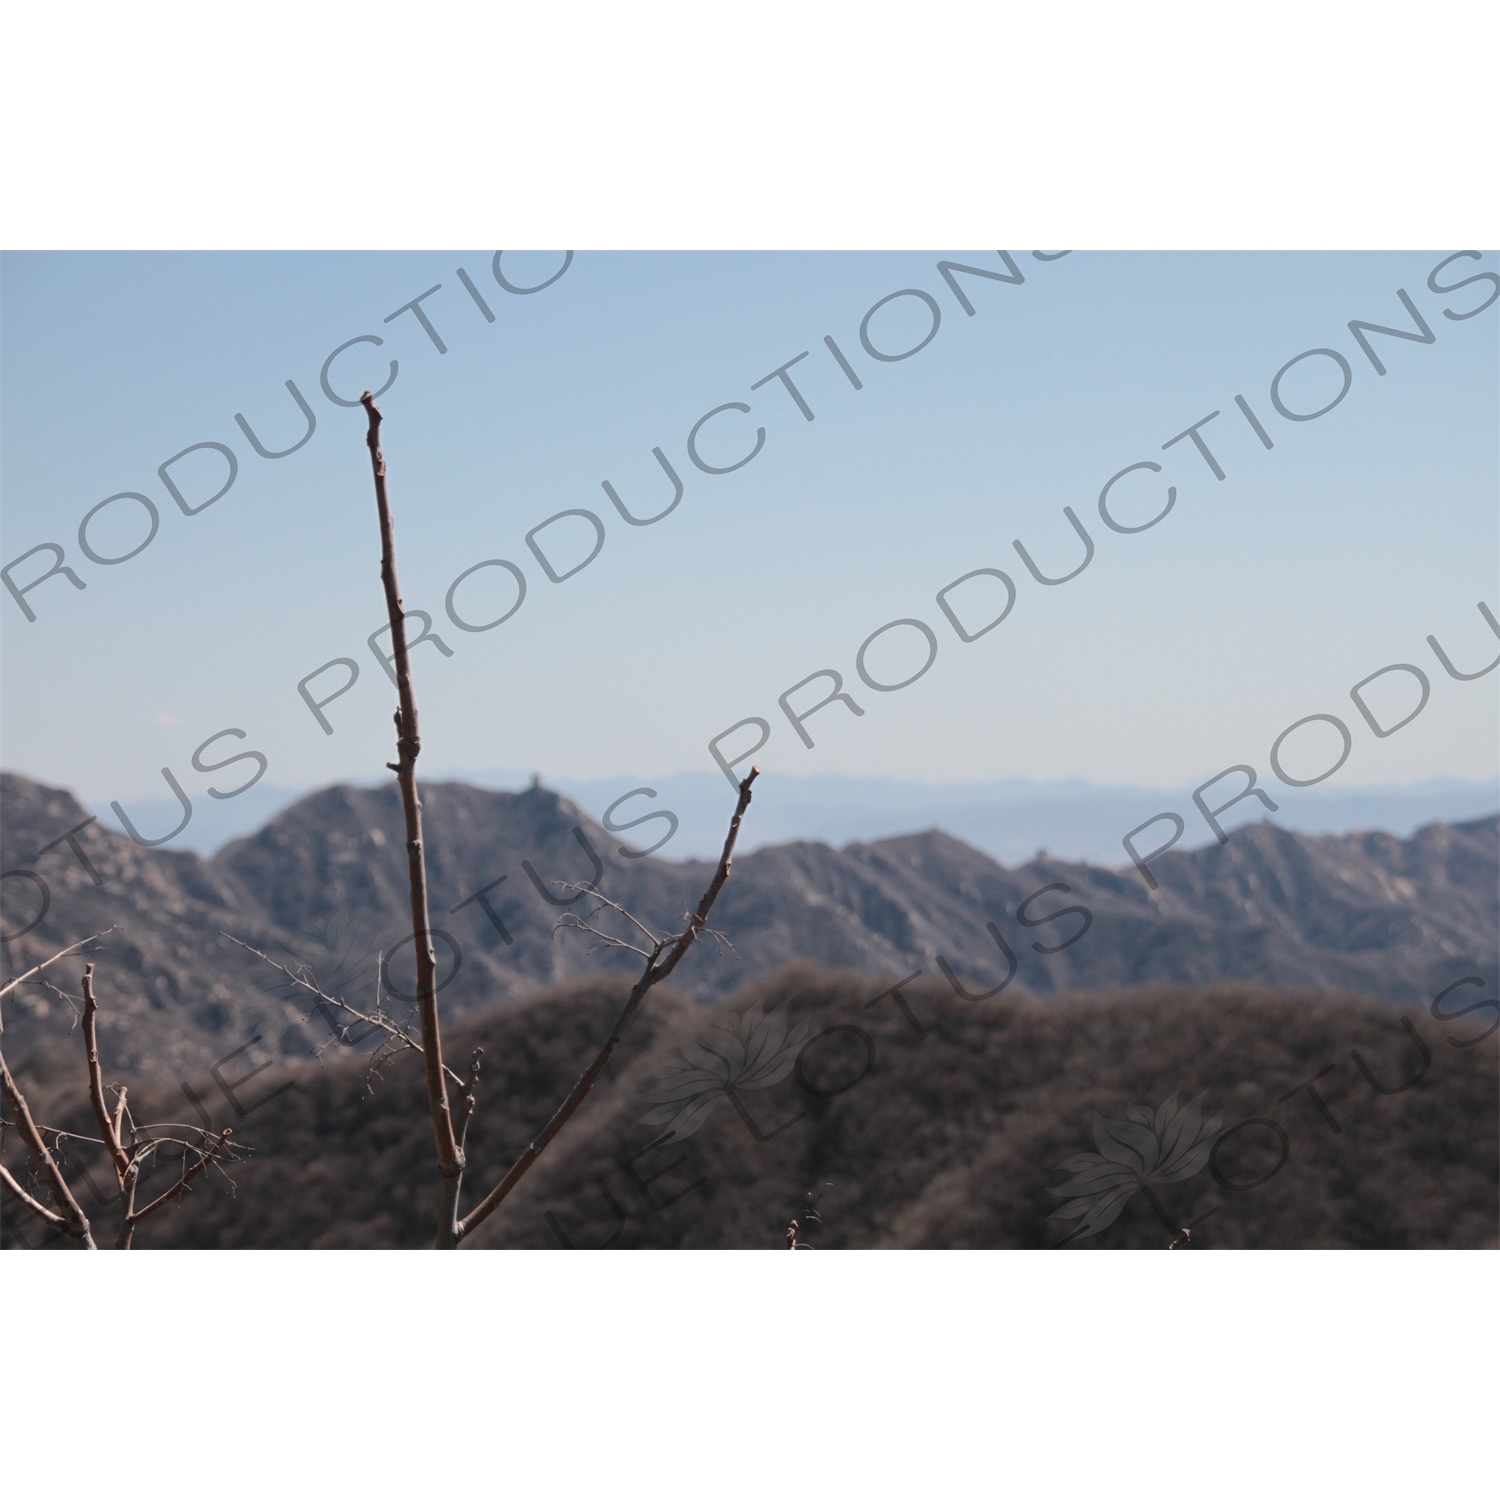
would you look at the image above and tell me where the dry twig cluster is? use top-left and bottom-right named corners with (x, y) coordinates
top-left (1, 940), bottom-right (241, 1249)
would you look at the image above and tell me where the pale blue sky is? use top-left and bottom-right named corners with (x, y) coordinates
top-left (3, 251), bottom-right (1496, 825)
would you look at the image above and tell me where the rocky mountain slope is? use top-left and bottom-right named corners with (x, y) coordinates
top-left (3, 771), bottom-right (1496, 1088)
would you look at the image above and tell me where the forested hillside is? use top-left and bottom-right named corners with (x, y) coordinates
top-left (8, 967), bottom-right (1493, 1250)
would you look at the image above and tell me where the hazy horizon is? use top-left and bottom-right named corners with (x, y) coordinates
top-left (10, 761), bottom-right (1492, 866)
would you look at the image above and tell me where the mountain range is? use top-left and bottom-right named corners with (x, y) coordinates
top-left (3, 769), bottom-right (1496, 1088)
top-left (90, 770), bottom-right (1500, 863)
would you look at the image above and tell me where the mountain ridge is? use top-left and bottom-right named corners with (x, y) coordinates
top-left (81, 768), bottom-right (1500, 862)
top-left (3, 770), bottom-right (1495, 1087)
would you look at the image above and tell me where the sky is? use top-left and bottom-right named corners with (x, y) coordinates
top-left (2, 251), bottom-right (1497, 841)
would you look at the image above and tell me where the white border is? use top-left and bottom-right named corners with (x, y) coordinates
top-left (1, 2), bottom-right (1496, 249)
top-left (6, 1251), bottom-right (1495, 1496)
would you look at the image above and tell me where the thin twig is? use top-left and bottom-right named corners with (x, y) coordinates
top-left (0, 929), bottom-right (114, 1006)
top-left (0, 1162), bottom-right (68, 1230)
top-left (556, 887), bottom-right (664, 953)
top-left (81, 965), bottom-right (129, 1183)
top-left (554, 917), bottom-right (656, 962)
top-left (14, 977), bottom-right (82, 1028)
top-left (221, 933), bottom-right (466, 1087)
top-left (30, 1127), bottom-right (108, 1149)
top-left (129, 1129), bottom-right (234, 1225)
top-left (453, 1048), bottom-right (485, 1153)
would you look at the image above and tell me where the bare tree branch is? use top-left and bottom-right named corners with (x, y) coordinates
top-left (456, 767), bottom-right (759, 1242)
top-left (0, 1162), bottom-right (68, 1230)
top-left (453, 1047), bottom-right (484, 1154)
top-left (128, 1128), bottom-right (234, 1227)
top-left (16, 977), bottom-right (82, 1028)
top-left (81, 965), bottom-right (129, 1183)
top-left (112, 1086), bottom-right (129, 1151)
top-left (130, 1123), bottom-right (233, 1143)
top-left (29, 1127), bottom-right (107, 1149)
top-left (343, 403), bottom-right (760, 1247)
top-left (220, 933), bottom-right (466, 1089)
top-left (3, 955), bottom-right (247, 1249)
top-left (553, 913), bottom-right (656, 962)
top-left (221, 933), bottom-right (368, 1010)
top-left (0, 929), bottom-right (114, 1007)
top-left (361, 392), bottom-right (462, 1248)
top-left (556, 887), bottom-right (664, 955)
top-left (0, 1048), bottom-right (95, 1248)
top-left (553, 887), bottom-right (739, 966)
